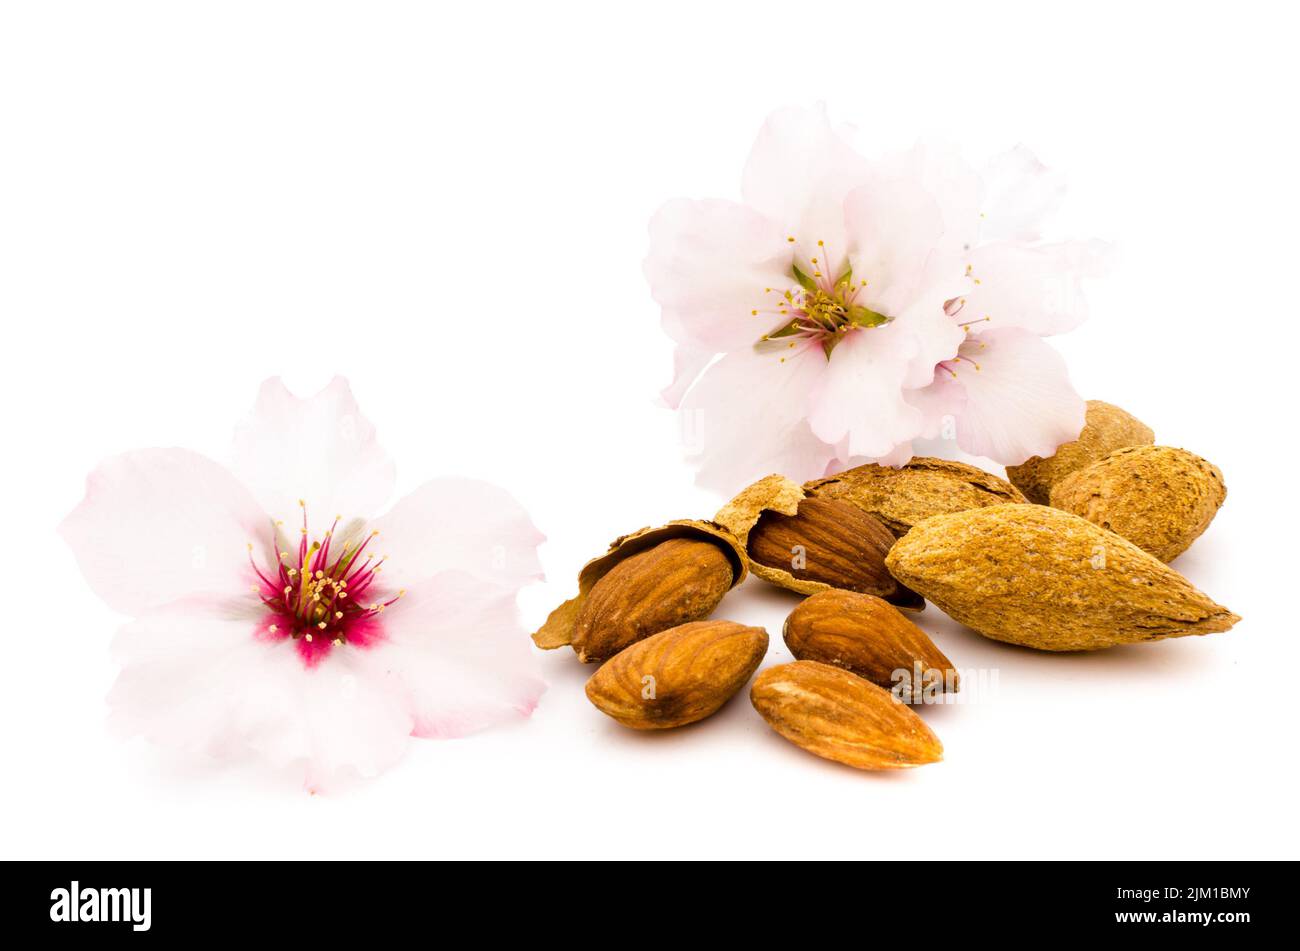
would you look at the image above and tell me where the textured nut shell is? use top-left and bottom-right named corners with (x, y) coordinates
top-left (1049, 446), bottom-right (1226, 562)
top-left (715, 474), bottom-right (921, 609)
top-left (570, 539), bottom-right (732, 663)
top-left (750, 661), bottom-right (943, 770)
top-left (714, 473), bottom-right (806, 545)
top-left (585, 620), bottom-right (768, 729)
top-left (532, 520), bottom-right (747, 652)
top-left (885, 504), bottom-right (1239, 651)
top-left (783, 590), bottom-right (958, 692)
top-left (804, 457), bottom-right (1025, 537)
top-left (1006, 400), bottom-right (1155, 504)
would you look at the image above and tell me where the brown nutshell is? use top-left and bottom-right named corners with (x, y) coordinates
top-left (750, 661), bottom-right (943, 770)
top-left (1048, 445), bottom-right (1225, 562)
top-left (585, 620), bottom-right (769, 730)
top-left (884, 504), bottom-right (1239, 651)
top-left (571, 538), bottom-right (733, 663)
top-left (783, 589), bottom-right (958, 695)
top-left (1005, 400), bottom-right (1155, 504)
top-left (746, 497), bottom-right (922, 609)
top-left (804, 457), bottom-right (1025, 537)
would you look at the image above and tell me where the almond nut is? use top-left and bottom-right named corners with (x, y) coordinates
top-left (1049, 445), bottom-right (1225, 562)
top-left (804, 457), bottom-right (1025, 537)
top-left (532, 520), bottom-right (747, 661)
top-left (717, 475), bottom-right (930, 608)
top-left (1006, 400), bottom-right (1155, 504)
top-left (570, 538), bottom-right (733, 663)
top-left (783, 589), bottom-right (958, 695)
top-left (750, 661), bottom-right (943, 770)
top-left (884, 504), bottom-right (1239, 651)
top-left (716, 475), bottom-right (922, 607)
top-left (747, 497), bottom-right (920, 608)
top-left (585, 620), bottom-right (768, 729)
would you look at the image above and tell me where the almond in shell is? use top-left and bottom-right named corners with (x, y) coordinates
top-left (1049, 445), bottom-right (1225, 562)
top-left (715, 474), bottom-right (921, 609)
top-left (804, 457), bottom-right (1026, 537)
top-left (1006, 400), bottom-right (1155, 504)
top-left (884, 504), bottom-right (1239, 651)
top-left (532, 520), bottom-right (747, 663)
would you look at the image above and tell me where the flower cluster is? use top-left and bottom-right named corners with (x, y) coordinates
top-left (645, 105), bottom-right (1107, 490)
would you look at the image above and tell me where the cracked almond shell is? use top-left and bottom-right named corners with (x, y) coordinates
top-left (1049, 445), bottom-right (1226, 562)
top-left (1006, 400), bottom-right (1155, 504)
top-left (884, 504), bottom-right (1239, 651)
top-left (715, 474), bottom-right (922, 609)
top-left (531, 519), bottom-right (747, 661)
top-left (803, 457), bottom-right (1025, 537)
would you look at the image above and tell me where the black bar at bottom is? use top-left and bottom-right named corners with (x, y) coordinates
top-left (1, 860), bottom-right (1284, 939)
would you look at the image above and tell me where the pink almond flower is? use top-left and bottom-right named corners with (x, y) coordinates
top-left (60, 377), bottom-right (546, 787)
top-left (645, 105), bottom-right (1106, 490)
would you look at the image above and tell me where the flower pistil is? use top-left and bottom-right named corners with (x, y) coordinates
top-left (248, 500), bottom-right (403, 658)
top-left (755, 238), bottom-right (890, 358)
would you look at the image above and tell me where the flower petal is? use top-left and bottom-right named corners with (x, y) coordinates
top-left (367, 478), bottom-right (545, 591)
top-left (878, 140), bottom-right (986, 259)
top-left (680, 342), bottom-right (838, 490)
top-left (962, 239), bottom-right (1110, 336)
top-left (357, 572), bottom-right (545, 739)
top-left (828, 441), bottom-right (915, 475)
top-left (896, 283), bottom-right (969, 389)
top-left (950, 328), bottom-right (1086, 464)
top-left (231, 376), bottom-right (397, 523)
top-left (60, 449), bottom-right (268, 616)
top-left (659, 343), bottom-right (715, 409)
top-left (904, 372), bottom-right (968, 440)
top-left (645, 198), bottom-right (792, 353)
top-left (806, 323), bottom-right (924, 459)
top-left (980, 145), bottom-right (1066, 242)
top-left (841, 156), bottom-right (970, 390)
top-left (108, 595), bottom-right (416, 782)
top-left (741, 104), bottom-right (870, 254)
top-left (843, 171), bottom-right (951, 320)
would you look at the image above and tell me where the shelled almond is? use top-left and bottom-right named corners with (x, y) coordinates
top-left (783, 589), bottom-right (958, 695)
top-left (585, 620), bottom-right (768, 729)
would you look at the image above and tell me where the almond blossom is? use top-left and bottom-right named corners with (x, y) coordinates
top-left (61, 377), bottom-right (546, 788)
top-left (645, 105), bottom-right (1106, 490)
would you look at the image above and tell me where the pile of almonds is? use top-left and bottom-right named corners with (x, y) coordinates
top-left (533, 400), bottom-right (1238, 771)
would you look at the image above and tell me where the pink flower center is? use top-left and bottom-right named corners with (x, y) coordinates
top-left (247, 501), bottom-right (403, 667)
top-left (753, 238), bottom-right (890, 359)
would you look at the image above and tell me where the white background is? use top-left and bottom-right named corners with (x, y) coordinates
top-left (2, 1), bottom-right (1296, 860)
